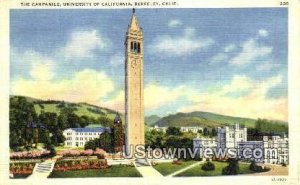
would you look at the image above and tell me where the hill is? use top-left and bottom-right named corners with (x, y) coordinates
top-left (154, 111), bottom-right (287, 129)
top-left (10, 95), bottom-right (123, 121)
top-left (145, 115), bottom-right (161, 126)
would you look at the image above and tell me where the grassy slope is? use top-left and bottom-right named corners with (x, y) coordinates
top-left (176, 161), bottom-right (254, 176)
top-left (48, 165), bottom-right (142, 178)
top-left (33, 102), bottom-right (122, 120)
top-left (152, 161), bottom-right (198, 176)
top-left (155, 112), bottom-right (258, 128)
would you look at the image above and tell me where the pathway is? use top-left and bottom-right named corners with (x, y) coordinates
top-left (166, 161), bottom-right (204, 177)
top-left (134, 158), bottom-right (163, 177)
top-left (245, 164), bottom-right (288, 176)
top-left (28, 155), bottom-right (62, 179)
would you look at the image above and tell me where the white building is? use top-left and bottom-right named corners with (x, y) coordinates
top-left (193, 123), bottom-right (289, 164)
top-left (193, 137), bottom-right (217, 149)
top-left (151, 125), bottom-right (168, 132)
top-left (263, 135), bottom-right (289, 164)
top-left (217, 123), bottom-right (247, 149)
top-left (63, 127), bottom-right (111, 147)
top-left (238, 141), bottom-right (265, 162)
top-left (151, 125), bottom-right (203, 133)
top-left (180, 126), bottom-right (203, 133)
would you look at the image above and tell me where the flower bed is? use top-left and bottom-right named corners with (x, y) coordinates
top-left (57, 148), bottom-right (106, 159)
top-left (10, 150), bottom-right (50, 160)
top-left (172, 160), bottom-right (183, 165)
top-left (53, 159), bottom-right (109, 171)
top-left (10, 162), bottom-right (36, 175)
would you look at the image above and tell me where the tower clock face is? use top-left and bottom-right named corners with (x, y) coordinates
top-left (131, 59), bottom-right (138, 68)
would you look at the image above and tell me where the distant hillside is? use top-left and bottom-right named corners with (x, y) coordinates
top-left (10, 95), bottom-right (123, 121)
top-left (155, 111), bottom-right (273, 128)
top-left (145, 115), bottom-right (161, 126)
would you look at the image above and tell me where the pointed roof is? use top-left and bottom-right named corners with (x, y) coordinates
top-left (128, 8), bottom-right (141, 32)
top-left (114, 113), bottom-right (122, 124)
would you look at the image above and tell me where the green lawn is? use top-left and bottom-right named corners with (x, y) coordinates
top-left (152, 160), bottom-right (198, 176)
top-left (176, 161), bottom-right (254, 177)
top-left (54, 145), bottom-right (84, 152)
top-left (48, 165), bottom-right (142, 178)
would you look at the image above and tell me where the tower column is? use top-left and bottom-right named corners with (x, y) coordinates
top-left (124, 9), bottom-right (145, 157)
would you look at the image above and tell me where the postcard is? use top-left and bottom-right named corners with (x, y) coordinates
top-left (0, 0), bottom-right (300, 185)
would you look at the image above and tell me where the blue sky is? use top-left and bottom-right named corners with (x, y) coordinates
top-left (10, 8), bottom-right (288, 121)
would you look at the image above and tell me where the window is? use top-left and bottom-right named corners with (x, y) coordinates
top-left (89, 133), bottom-right (92, 135)
top-left (85, 133), bottom-right (87, 135)
top-left (137, 43), bottom-right (141, 53)
top-left (80, 137), bottom-right (83, 140)
top-left (76, 133), bottom-right (78, 135)
top-left (76, 137), bottom-right (79, 140)
top-left (94, 133), bottom-right (96, 135)
top-left (134, 42), bottom-right (137, 53)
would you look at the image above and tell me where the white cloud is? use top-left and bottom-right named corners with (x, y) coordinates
top-left (168, 19), bottom-right (182, 28)
top-left (102, 91), bottom-right (125, 113)
top-left (210, 44), bottom-right (236, 64)
top-left (258, 29), bottom-right (269, 37)
top-left (11, 68), bottom-right (114, 104)
top-left (210, 53), bottom-right (229, 63)
top-left (144, 84), bottom-right (186, 110)
top-left (256, 62), bottom-right (280, 71)
top-left (177, 75), bottom-right (287, 121)
top-left (142, 74), bottom-right (287, 121)
top-left (29, 62), bottom-right (54, 81)
top-left (109, 53), bottom-right (124, 67)
top-left (220, 75), bottom-right (253, 95)
top-left (149, 28), bottom-right (214, 57)
top-left (64, 29), bottom-right (109, 59)
top-left (229, 38), bottom-right (273, 66)
top-left (224, 44), bottom-right (236, 52)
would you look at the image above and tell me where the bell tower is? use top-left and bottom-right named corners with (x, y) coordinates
top-left (125, 9), bottom-right (145, 156)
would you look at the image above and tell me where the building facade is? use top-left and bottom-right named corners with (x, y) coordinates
top-left (63, 127), bottom-right (110, 147)
top-left (217, 123), bottom-right (247, 149)
top-left (193, 123), bottom-right (288, 164)
top-left (125, 9), bottom-right (145, 155)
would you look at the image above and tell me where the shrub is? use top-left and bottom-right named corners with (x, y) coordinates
top-left (282, 163), bottom-right (287, 167)
top-left (249, 160), bottom-right (270, 172)
top-left (201, 161), bottom-right (215, 171)
top-left (222, 159), bottom-right (239, 175)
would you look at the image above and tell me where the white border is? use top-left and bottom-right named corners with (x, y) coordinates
top-left (1, 0), bottom-right (300, 185)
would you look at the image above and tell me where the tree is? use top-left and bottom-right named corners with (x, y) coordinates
top-left (222, 158), bottom-right (239, 175)
top-left (9, 96), bottom-right (38, 150)
top-left (99, 131), bottom-right (113, 152)
top-left (98, 116), bottom-right (114, 127)
top-left (210, 128), bottom-right (217, 137)
top-left (166, 127), bottom-right (182, 136)
top-left (145, 129), bottom-right (165, 149)
top-left (85, 139), bottom-right (98, 150)
top-left (203, 127), bottom-right (209, 136)
top-left (201, 161), bottom-right (215, 171)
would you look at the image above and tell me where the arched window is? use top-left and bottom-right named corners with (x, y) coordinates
top-left (130, 42), bottom-right (133, 51)
top-left (137, 43), bottom-right (141, 53)
top-left (134, 42), bottom-right (137, 53)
